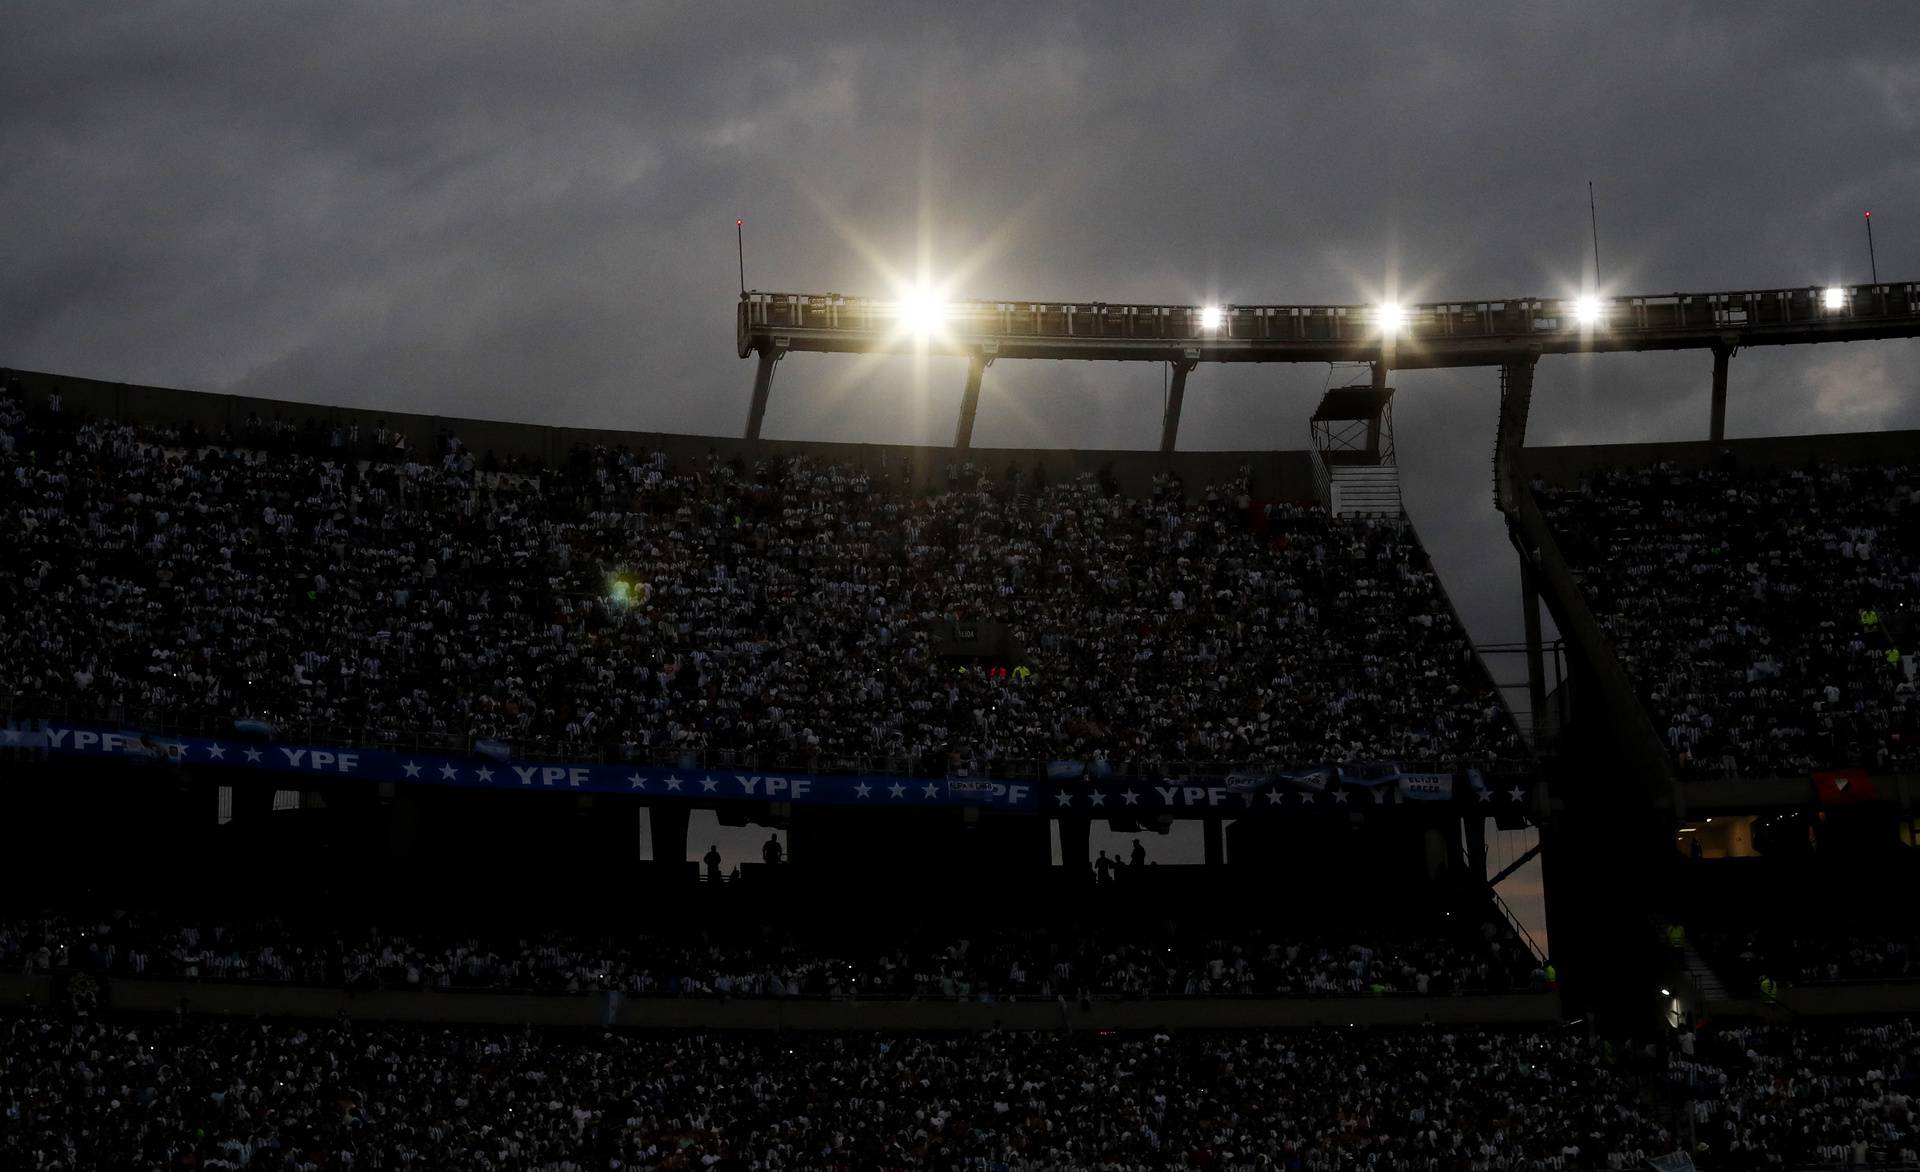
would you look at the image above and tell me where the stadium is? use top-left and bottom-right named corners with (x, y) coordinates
top-left (6, 6), bottom-right (1920, 1170)
top-left (5, 266), bottom-right (1920, 1167)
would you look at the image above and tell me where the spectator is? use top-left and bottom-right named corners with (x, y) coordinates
top-left (1669, 1019), bottom-right (1920, 1168)
top-left (0, 1014), bottom-right (1685, 1170)
top-left (0, 910), bottom-right (1543, 999)
top-left (1537, 459), bottom-right (1919, 779)
top-left (0, 385), bottom-right (1521, 777)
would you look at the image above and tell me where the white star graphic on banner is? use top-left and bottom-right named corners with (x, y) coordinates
top-left (1121, 790), bottom-right (1139, 806)
top-left (1332, 789), bottom-right (1349, 804)
top-left (665, 776), bottom-right (683, 791)
top-left (1088, 791), bottom-right (1106, 807)
top-left (475, 767), bottom-right (494, 783)
top-left (402, 761), bottom-right (422, 778)
top-left (1299, 793), bottom-right (1314, 804)
top-left (172, 744), bottom-right (190, 758)
top-left (1266, 790), bottom-right (1285, 805)
top-left (699, 776), bottom-right (718, 792)
top-left (1054, 792), bottom-right (1074, 807)
top-left (853, 782), bottom-right (872, 799)
top-left (1477, 788), bottom-right (1493, 802)
top-left (205, 743), bottom-right (226, 760)
top-left (243, 747), bottom-right (263, 763)
top-left (629, 774), bottom-right (646, 790)
top-left (921, 783), bottom-right (939, 799)
top-left (887, 782), bottom-right (906, 799)
top-left (1508, 787), bottom-right (1526, 803)
top-left (438, 763), bottom-right (458, 780)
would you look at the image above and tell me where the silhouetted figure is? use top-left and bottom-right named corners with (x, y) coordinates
top-left (1130, 838), bottom-right (1147, 869)
top-left (703, 844), bottom-right (722, 882)
top-left (1095, 851), bottom-right (1113, 885)
top-left (763, 833), bottom-right (784, 865)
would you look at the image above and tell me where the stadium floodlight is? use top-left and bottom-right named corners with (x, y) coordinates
top-left (1660, 988), bottom-right (1671, 997)
top-left (898, 286), bottom-right (947, 337)
top-left (1199, 305), bottom-right (1224, 332)
top-left (1376, 302), bottom-right (1406, 335)
top-left (1573, 295), bottom-right (1603, 326)
top-left (1823, 285), bottom-right (1846, 310)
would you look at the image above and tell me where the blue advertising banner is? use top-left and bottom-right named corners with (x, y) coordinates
top-left (4, 720), bottom-right (1531, 815)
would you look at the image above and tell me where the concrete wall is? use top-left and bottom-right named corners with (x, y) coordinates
top-left (4, 367), bottom-right (1318, 503)
top-left (0, 972), bottom-right (1561, 1030)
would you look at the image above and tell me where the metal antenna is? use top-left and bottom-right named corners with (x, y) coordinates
top-left (1588, 181), bottom-right (1601, 286)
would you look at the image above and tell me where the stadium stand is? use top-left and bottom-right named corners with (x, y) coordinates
top-left (62, 369), bottom-right (1920, 1172)
top-left (0, 909), bottom-right (1545, 998)
top-left (7, 1010), bottom-right (1920, 1171)
top-left (1533, 457), bottom-right (1919, 780)
top-left (1694, 927), bottom-right (1920, 992)
top-left (1669, 1020), bottom-right (1920, 1170)
top-left (0, 374), bottom-right (1520, 777)
top-left (0, 1015), bottom-right (1671, 1171)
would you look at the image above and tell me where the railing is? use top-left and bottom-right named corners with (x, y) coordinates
top-left (1491, 885), bottom-right (1547, 966)
top-left (743, 282), bottom-right (1920, 344)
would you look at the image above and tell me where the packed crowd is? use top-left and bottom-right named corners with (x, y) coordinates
top-left (0, 380), bottom-right (1519, 775)
top-left (1535, 461), bottom-right (1920, 778)
top-left (1694, 928), bottom-right (1920, 994)
top-left (0, 1015), bottom-right (1672, 1171)
top-left (1, 911), bottom-right (1546, 1000)
top-left (1669, 1019), bottom-right (1920, 1170)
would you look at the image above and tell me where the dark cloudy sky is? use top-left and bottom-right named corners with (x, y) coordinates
top-left (6, 1), bottom-right (1919, 659)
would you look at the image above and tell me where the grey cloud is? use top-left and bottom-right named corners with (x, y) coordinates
top-left (4, 0), bottom-right (1919, 655)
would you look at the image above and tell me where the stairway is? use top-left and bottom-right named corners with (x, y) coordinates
top-left (1327, 464), bottom-right (1403, 516)
top-left (1681, 945), bottom-right (1730, 1001)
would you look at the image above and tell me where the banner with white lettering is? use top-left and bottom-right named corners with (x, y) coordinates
top-left (1397, 771), bottom-right (1453, 801)
top-left (6, 721), bottom-right (1531, 815)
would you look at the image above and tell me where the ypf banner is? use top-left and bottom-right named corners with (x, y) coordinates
top-left (8, 720), bottom-right (1530, 816)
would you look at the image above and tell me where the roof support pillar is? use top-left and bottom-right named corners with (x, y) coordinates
top-left (1158, 354), bottom-right (1198, 453)
top-left (953, 350), bottom-right (993, 451)
top-left (1709, 341), bottom-right (1735, 444)
top-left (743, 340), bottom-right (787, 441)
top-left (1516, 537), bottom-right (1548, 742)
top-left (1367, 358), bottom-right (1391, 457)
